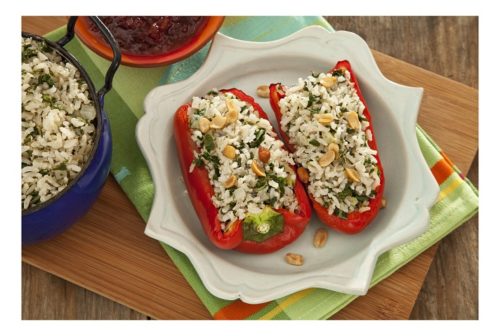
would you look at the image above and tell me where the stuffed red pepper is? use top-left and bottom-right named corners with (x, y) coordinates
top-left (174, 88), bottom-right (311, 254)
top-left (269, 60), bottom-right (385, 234)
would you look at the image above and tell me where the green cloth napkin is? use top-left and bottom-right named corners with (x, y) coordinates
top-left (44, 16), bottom-right (478, 320)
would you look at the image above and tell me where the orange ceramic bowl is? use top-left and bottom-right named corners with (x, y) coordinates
top-left (75, 16), bottom-right (224, 67)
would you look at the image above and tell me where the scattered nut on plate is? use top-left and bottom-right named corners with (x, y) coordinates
top-left (285, 253), bottom-right (304, 266)
top-left (313, 228), bottom-right (328, 248)
top-left (256, 85), bottom-right (270, 98)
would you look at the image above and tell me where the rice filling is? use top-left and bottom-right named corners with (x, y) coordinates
top-left (279, 70), bottom-right (380, 217)
top-left (187, 90), bottom-right (299, 229)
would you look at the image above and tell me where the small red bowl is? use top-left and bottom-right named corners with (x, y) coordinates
top-left (75, 16), bottom-right (225, 67)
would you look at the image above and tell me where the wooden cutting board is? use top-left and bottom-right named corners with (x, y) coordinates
top-left (21, 18), bottom-right (478, 320)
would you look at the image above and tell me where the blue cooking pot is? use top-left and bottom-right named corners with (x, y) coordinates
top-left (22, 17), bottom-right (121, 244)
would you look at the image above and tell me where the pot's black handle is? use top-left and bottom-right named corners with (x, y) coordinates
top-left (57, 16), bottom-right (121, 102)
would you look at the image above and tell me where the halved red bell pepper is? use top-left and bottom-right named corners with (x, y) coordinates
top-left (173, 88), bottom-right (312, 253)
top-left (269, 60), bottom-right (385, 234)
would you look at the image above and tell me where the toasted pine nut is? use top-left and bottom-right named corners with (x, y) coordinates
top-left (313, 228), bottom-right (328, 248)
top-left (315, 113), bottom-right (334, 125)
top-left (320, 76), bottom-right (337, 88)
top-left (223, 145), bottom-right (236, 159)
top-left (210, 115), bottom-right (227, 129)
top-left (199, 117), bottom-right (210, 133)
top-left (285, 253), bottom-right (304, 266)
top-left (381, 197), bottom-right (387, 208)
top-left (297, 167), bottom-right (309, 183)
top-left (251, 160), bottom-right (266, 177)
top-left (256, 85), bottom-right (270, 98)
top-left (345, 167), bottom-right (361, 183)
top-left (258, 146), bottom-right (271, 163)
top-left (345, 111), bottom-right (360, 130)
top-left (224, 175), bottom-right (237, 188)
top-left (319, 150), bottom-right (336, 167)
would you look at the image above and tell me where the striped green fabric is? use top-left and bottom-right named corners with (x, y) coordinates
top-left (44, 16), bottom-right (478, 320)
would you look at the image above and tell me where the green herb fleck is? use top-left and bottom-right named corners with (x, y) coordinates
top-left (22, 46), bottom-right (38, 62)
top-left (337, 187), bottom-right (353, 201)
top-left (248, 128), bottom-right (266, 148)
top-left (203, 134), bottom-right (215, 151)
top-left (201, 151), bottom-right (220, 178)
top-left (332, 69), bottom-right (344, 77)
top-left (309, 139), bottom-right (320, 147)
top-left (254, 177), bottom-right (268, 191)
top-left (207, 90), bottom-right (219, 96)
top-left (42, 94), bottom-right (56, 105)
top-left (41, 41), bottom-right (52, 53)
top-left (38, 74), bottom-right (55, 87)
top-left (193, 156), bottom-right (204, 167)
top-left (333, 208), bottom-right (348, 219)
top-left (264, 197), bottom-right (278, 206)
top-left (307, 92), bottom-right (314, 108)
top-left (54, 162), bottom-right (67, 171)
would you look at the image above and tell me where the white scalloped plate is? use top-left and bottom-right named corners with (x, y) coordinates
top-left (136, 26), bottom-right (439, 304)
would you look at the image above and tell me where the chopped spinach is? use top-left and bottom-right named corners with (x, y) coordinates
top-left (337, 187), bottom-right (353, 201)
top-left (201, 151), bottom-right (220, 178)
top-left (307, 92), bottom-right (314, 108)
top-left (309, 139), bottom-right (320, 147)
top-left (264, 197), bottom-right (277, 206)
top-left (248, 128), bottom-right (266, 148)
top-left (332, 69), bottom-right (344, 77)
top-left (333, 208), bottom-right (348, 219)
top-left (356, 194), bottom-right (371, 203)
top-left (192, 156), bottom-right (204, 167)
top-left (54, 162), bottom-right (67, 171)
top-left (41, 41), bottom-right (52, 53)
top-left (254, 177), bottom-right (268, 190)
top-left (38, 74), bottom-right (55, 87)
top-left (207, 90), bottom-right (218, 96)
top-left (42, 94), bottom-right (56, 105)
top-left (269, 174), bottom-right (286, 196)
top-left (22, 46), bottom-right (38, 62)
top-left (203, 134), bottom-right (215, 151)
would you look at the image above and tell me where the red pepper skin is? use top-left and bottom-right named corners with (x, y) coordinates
top-left (269, 60), bottom-right (385, 234)
top-left (173, 88), bottom-right (311, 253)
top-left (174, 104), bottom-right (243, 250)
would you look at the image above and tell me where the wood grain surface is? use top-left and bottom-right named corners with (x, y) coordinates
top-left (21, 16), bottom-right (478, 320)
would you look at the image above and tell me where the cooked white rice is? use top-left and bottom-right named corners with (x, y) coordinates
top-left (21, 37), bottom-right (96, 210)
top-left (279, 70), bottom-right (380, 217)
top-left (188, 90), bottom-right (298, 229)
